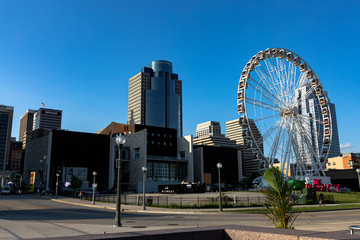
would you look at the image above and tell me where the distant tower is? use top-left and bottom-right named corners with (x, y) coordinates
top-left (295, 85), bottom-right (341, 164)
top-left (33, 108), bottom-right (62, 131)
top-left (328, 103), bottom-right (341, 157)
top-left (0, 105), bottom-right (13, 171)
top-left (128, 60), bottom-right (183, 137)
top-left (19, 109), bottom-right (36, 148)
top-left (196, 121), bottom-right (224, 138)
top-left (226, 118), bottom-right (262, 178)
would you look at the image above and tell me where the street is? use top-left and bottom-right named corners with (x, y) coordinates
top-left (1, 195), bottom-right (360, 239)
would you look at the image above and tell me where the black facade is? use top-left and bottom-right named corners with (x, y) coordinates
top-left (134, 125), bottom-right (177, 157)
top-left (194, 145), bottom-right (239, 184)
top-left (50, 130), bottom-right (110, 190)
top-left (326, 169), bottom-right (360, 191)
top-left (24, 129), bottom-right (110, 191)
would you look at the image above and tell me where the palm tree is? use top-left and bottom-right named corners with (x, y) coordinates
top-left (262, 167), bottom-right (300, 229)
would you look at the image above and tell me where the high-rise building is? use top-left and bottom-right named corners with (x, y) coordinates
top-left (33, 108), bottom-right (62, 131)
top-left (8, 140), bottom-right (22, 174)
top-left (128, 60), bottom-right (183, 137)
top-left (328, 103), bottom-right (341, 157)
top-left (226, 118), bottom-right (262, 178)
top-left (193, 121), bottom-right (236, 148)
top-left (196, 121), bottom-right (223, 138)
top-left (0, 105), bottom-right (13, 171)
top-left (19, 109), bottom-right (36, 148)
top-left (294, 85), bottom-right (341, 164)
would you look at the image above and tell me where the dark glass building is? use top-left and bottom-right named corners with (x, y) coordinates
top-left (128, 60), bottom-right (183, 137)
top-left (0, 105), bottom-right (13, 171)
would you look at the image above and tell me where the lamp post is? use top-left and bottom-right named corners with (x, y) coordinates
top-left (142, 166), bottom-right (147, 210)
top-left (39, 156), bottom-right (47, 196)
top-left (356, 169), bottom-right (360, 191)
top-left (217, 162), bottom-right (223, 212)
top-left (55, 173), bottom-right (60, 198)
top-left (114, 135), bottom-right (126, 227)
top-left (92, 171), bottom-right (97, 205)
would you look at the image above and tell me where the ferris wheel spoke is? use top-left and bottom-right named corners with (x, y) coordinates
top-left (298, 114), bottom-right (324, 125)
top-left (296, 116), bottom-right (317, 136)
top-left (293, 117), bottom-right (325, 176)
top-left (294, 72), bottom-right (307, 92)
top-left (258, 62), bottom-right (286, 104)
top-left (303, 86), bottom-right (316, 100)
top-left (256, 117), bottom-right (282, 146)
top-left (254, 114), bottom-right (279, 122)
top-left (291, 134), bottom-right (307, 176)
top-left (253, 67), bottom-right (282, 102)
top-left (248, 78), bottom-right (284, 107)
top-left (282, 122), bottom-right (294, 177)
top-left (246, 98), bottom-right (281, 112)
top-left (268, 119), bottom-right (285, 164)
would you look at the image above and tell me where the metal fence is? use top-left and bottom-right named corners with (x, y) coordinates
top-left (88, 194), bottom-right (267, 208)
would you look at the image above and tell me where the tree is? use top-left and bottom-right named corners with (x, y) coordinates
top-left (262, 167), bottom-right (300, 229)
top-left (70, 175), bottom-right (82, 196)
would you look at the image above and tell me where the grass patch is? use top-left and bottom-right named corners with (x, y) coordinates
top-left (228, 204), bottom-right (360, 213)
top-left (146, 202), bottom-right (241, 209)
top-left (317, 192), bottom-right (360, 203)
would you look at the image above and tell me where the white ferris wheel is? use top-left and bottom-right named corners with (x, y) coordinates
top-left (237, 48), bottom-right (332, 179)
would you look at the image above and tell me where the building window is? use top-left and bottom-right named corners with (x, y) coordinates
top-left (158, 141), bottom-right (160, 145)
top-left (179, 151), bottom-right (185, 159)
top-left (333, 162), bottom-right (336, 165)
top-left (135, 148), bottom-right (140, 159)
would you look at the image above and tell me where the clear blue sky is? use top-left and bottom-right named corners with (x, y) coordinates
top-left (1, 1), bottom-right (359, 153)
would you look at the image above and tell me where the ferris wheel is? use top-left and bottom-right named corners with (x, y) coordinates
top-left (237, 48), bottom-right (332, 179)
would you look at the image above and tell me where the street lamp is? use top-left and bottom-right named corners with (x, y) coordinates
top-left (142, 166), bottom-right (147, 210)
top-left (55, 172), bottom-right (60, 198)
top-left (92, 171), bottom-right (97, 205)
top-left (39, 156), bottom-right (47, 196)
top-left (217, 162), bottom-right (223, 212)
top-left (114, 135), bottom-right (126, 227)
top-left (356, 169), bottom-right (360, 191)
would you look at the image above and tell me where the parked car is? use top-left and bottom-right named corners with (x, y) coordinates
top-left (1, 186), bottom-right (11, 195)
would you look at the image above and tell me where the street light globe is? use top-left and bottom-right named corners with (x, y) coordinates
top-left (142, 166), bottom-right (147, 172)
top-left (116, 135), bottom-right (126, 145)
top-left (93, 171), bottom-right (97, 176)
top-left (217, 163), bottom-right (222, 169)
top-left (356, 168), bottom-right (360, 174)
top-left (56, 173), bottom-right (60, 177)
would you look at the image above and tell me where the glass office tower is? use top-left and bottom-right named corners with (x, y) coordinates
top-left (128, 60), bottom-right (183, 137)
top-left (0, 105), bottom-right (13, 171)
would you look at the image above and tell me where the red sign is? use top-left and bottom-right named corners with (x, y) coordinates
top-left (305, 179), bottom-right (339, 192)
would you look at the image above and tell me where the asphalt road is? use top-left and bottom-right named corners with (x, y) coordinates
top-left (1, 195), bottom-right (360, 239)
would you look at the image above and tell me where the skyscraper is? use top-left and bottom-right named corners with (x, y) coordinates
top-left (328, 103), bottom-right (341, 157)
top-left (196, 121), bottom-right (223, 138)
top-left (193, 121), bottom-right (236, 148)
top-left (33, 108), bottom-right (62, 131)
top-left (294, 85), bottom-right (341, 164)
top-left (0, 105), bottom-right (13, 171)
top-left (19, 109), bottom-right (36, 147)
top-left (226, 118), bottom-right (262, 178)
top-left (128, 60), bottom-right (183, 137)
